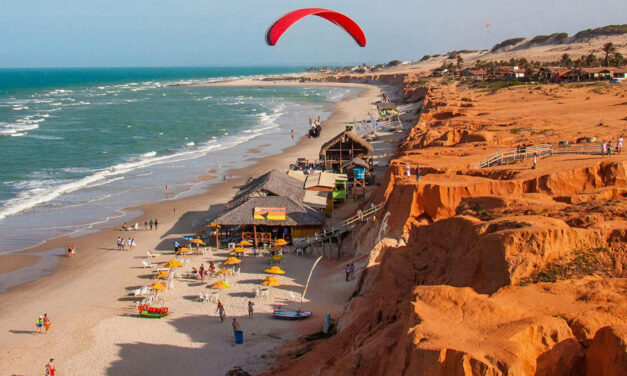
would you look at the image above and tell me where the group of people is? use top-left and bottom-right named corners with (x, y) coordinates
top-left (601, 136), bottom-right (623, 157)
top-left (345, 263), bottom-right (357, 281)
top-left (121, 218), bottom-right (158, 231)
top-left (35, 313), bottom-right (52, 334)
top-left (116, 237), bottom-right (137, 251)
top-left (191, 261), bottom-right (216, 282)
top-left (214, 300), bottom-right (253, 342)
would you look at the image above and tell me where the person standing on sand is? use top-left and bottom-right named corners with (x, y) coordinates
top-left (43, 313), bottom-right (51, 334)
top-left (149, 219), bottom-right (153, 230)
top-left (116, 237), bottom-right (122, 250)
top-left (216, 301), bottom-right (226, 322)
top-left (36, 316), bottom-right (43, 333)
top-left (229, 173), bottom-right (233, 180)
top-left (405, 163), bottom-right (411, 178)
top-left (601, 140), bottom-right (607, 157)
top-left (532, 153), bottom-right (537, 170)
top-left (46, 359), bottom-right (55, 376)
top-left (144, 221), bottom-right (148, 230)
top-left (165, 184), bottom-right (169, 195)
top-left (232, 318), bottom-right (241, 339)
top-left (154, 219), bottom-right (158, 230)
top-left (345, 264), bottom-right (351, 281)
top-left (209, 261), bottom-right (215, 276)
top-left (199, 264), bottom-right (205, 283)
top-left (248, 301), bottom-right (254, 318)
top-left (128, 237), bottom-right (132, 251)
top-left (617, 135), bottom-right (623, 153)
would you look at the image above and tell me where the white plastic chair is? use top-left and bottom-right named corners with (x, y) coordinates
top-left (142, 261), bottom-right (156, 268)
top-left (259, 288), bottom-right (269, 299)
top-left (295, 247), bottom-right (304, 256)
top-left (228, 242), bottom-right (236, 250)
top-left (146, 250), bottom-right (156, 259)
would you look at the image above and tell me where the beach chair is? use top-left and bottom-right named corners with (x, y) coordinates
top-left (295, 247), bottom-right (304, 256)
top-left (146, 250), bottom-right (156, 258)
top-left (198, 292), bottom-right (208, 302)
top-left (142, 261), bottom-right (157, 268)
top-left (259, 288), bottom-right (270, 299)
top-left (210, 292), bottom-right (220, 303)
top-left (133, 288), bottom-right (142, 297)
top-left (235, 267), bottom-right (241, 276)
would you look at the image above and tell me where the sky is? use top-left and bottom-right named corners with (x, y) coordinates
top-left (0, 0), bottom-right (625, 67)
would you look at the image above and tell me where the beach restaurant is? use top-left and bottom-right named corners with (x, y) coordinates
top-left (228, 169), bottom-right (304, 209)
top-left (319, 128), bottom-right (374, 172)
top-left (211, 196), bottom-right (324, 246)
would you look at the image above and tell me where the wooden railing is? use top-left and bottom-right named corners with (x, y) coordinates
top-left (475, 142), bottom-right (610, 169)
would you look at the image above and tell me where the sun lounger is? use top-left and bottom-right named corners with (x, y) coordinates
top-left (146, 250), bottom-right (156, 258)
top-left (142, 261), bottom-right (157, 268)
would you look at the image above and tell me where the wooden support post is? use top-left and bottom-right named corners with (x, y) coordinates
top-left (253, 225), bottom-right (258, 248)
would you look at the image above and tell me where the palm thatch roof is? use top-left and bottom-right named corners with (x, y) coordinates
top-left (229, 170), bottom-right (304, 208)
top-left (320, 130), bottom-right (374, 154)
top-left (340, 157), bottom-right (369, 170)
top-left (213, 196), bottom-right (324, 227)
top-left (376, 102), bottom-right (397, 111)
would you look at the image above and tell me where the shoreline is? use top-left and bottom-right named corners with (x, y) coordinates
top-left (0, 78), bottom-right (384, 375)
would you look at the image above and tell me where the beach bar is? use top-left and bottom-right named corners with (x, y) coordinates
top-left (212, 196), bottom-right (324, 246)
top-left (319, 128), bottom-right (374, 172)
top-left (228, 170), bottom-right (304, 209)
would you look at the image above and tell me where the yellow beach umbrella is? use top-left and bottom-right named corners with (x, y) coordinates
top-left (216, 268), bottom-right (234, 275)
top-left (264, 266), bottom-right (286, 275)
top-left (151, 282), bottom-right (166, 290)
top-left (176, 247), bottom-right (192, 255)
top-left (156, 270), bottom-right (169, 279)
top-left (211, 280), bottom-right (231, 289)
top-left (237, 240), bottom-right (253, 247)
top-left (164, 260), bottom-right (183, 268)
top-left (271, 255), bottom-right (284, 261)
top-left (274, 239), bottom-right (288, 246)
top-left (223, 257), bottom-right (241, 265)
top-left (230, 247), bottom-right (246, 254)
top-left (207, 222), bottom-right (221, 228)
top-left (190, 239), bottom-right (205, 245)
top-left (261, 276), bottom-right (281, 287)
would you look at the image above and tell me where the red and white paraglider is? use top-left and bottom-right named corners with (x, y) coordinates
top-left (266, 8), bottom-right (366, 47)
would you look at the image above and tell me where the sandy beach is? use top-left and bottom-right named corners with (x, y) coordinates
top-left (0, 80), bottom-right (384, 375)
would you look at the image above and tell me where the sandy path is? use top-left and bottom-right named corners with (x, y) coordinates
top-left (0, 80), bottom-right (382, 375)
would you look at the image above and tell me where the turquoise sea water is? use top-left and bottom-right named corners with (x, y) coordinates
top-left (0, 67), bottom-right (359, 252)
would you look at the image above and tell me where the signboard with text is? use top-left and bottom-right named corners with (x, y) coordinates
top-left (254, 207), bottom-right (286, 221)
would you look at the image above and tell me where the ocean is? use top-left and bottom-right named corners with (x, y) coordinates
top-left (0, 67), bottom-right (360, 252)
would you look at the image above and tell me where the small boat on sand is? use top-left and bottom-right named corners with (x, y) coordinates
top-left (273, 310), bottom-right (312, 320)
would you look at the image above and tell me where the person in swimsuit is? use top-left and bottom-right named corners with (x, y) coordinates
top-left (46, 359), bottom-right (55, 376)
top-left (36, 316), bottom-right (43, 334)
top-left (43, 313), bottom-right (51, 334)
top-left (216, 301), bottom-right (226, 322)
top-left (199, 264), bottom-right (205, 282)
top-left (248, 301), bottom-right (254, 319)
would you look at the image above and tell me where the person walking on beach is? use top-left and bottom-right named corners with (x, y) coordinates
top-left (127, 237), bottom-right (133, 251)
top-left (199, 264), bottom-right (205, 283)
top-left (144, 221), bottom-right (148, 230)
top-left (216, 301), bottom-right (226, 322)
top-left (154, 219), bottom-right (158, 230)
top-left (45, 359), bottom-right (55, 376)
top-left (532, 153), bottom-right (537, 170)
top-left (149, 219), bottom-right (153, 230)
top-left (209, 261), bottom-right (215, 276)
top-left (616, 135), bottom-right (623, 153)
top-left (248, 301), bottom-right (254, 319)
top-left (131, 238), bottom-right (137, 250)
top-left (36, 316), bottom-right (43, 334)
top-left (43, 313), bottom-right (51, 334)
top-left (116, 237), bottom-right (122, 250)
top-left (232, 318), bottom-right (241, 339)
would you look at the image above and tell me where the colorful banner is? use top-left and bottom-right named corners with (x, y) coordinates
top-left (254, 207), bottom-right (286, 220)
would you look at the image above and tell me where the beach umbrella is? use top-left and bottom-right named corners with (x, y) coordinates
top-left (230, 247), bottom-right (246, 254)
top-left (223, 257), bottom-right (241, 265)
top-left (264, 266), bottom-right (286, 275)
top-left (176, 247), bottom-right (192, 255)
top-left (270, 255), bottom-right (284, 261)
top-left (207, 222), bottom-right (221, 228)
top-left (211, 280), bottom-right (231, 289)
top-left (273, 239), bottom-right (288, 246)
top-left (261, 276), bottom-right (281, 287)
top-left (216, 268), bottom-right (234, 275)
top-left (190, 239), bottom-right (205, 245)
top-left (164, 260), bottom-right (183, 268)
top-left (151, 282), bottom-right (166, 290)
top-left (237, 240), bottom-right (253, 247)
top-left (156, 270), bottom-right (170, 279)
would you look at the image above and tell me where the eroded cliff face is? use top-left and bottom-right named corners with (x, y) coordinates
top-left (262, 79), bottom-right (627, 376)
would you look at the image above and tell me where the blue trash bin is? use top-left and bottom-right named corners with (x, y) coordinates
top-left (235, 330), bottom-right (243, 344)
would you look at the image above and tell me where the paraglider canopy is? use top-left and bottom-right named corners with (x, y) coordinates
top-left (266, 8), bottom-right (366, 47)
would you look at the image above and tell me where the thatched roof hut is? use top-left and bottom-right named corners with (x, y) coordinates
top-left (229, 170), bottom-right (304, 208)
top-left (320, 131), bottom-right (373, 171)
top-left (214, 196), bottom-right (324, 227)
top-left (376, 102), bottom-right (397, 111)
top-left (340, 157), bottom-right (369, 171)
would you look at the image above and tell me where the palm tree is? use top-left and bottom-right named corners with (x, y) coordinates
top-left (612, 52), bottom-right (626, 67)
top-left (602, 42), bottom-right (616, 66)
top-left (456, 56), bottom-right (464, 69)
top-left (585, 53), bottom-right (598, 67)
top-left (560, 53), bottom-right (572, 68)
